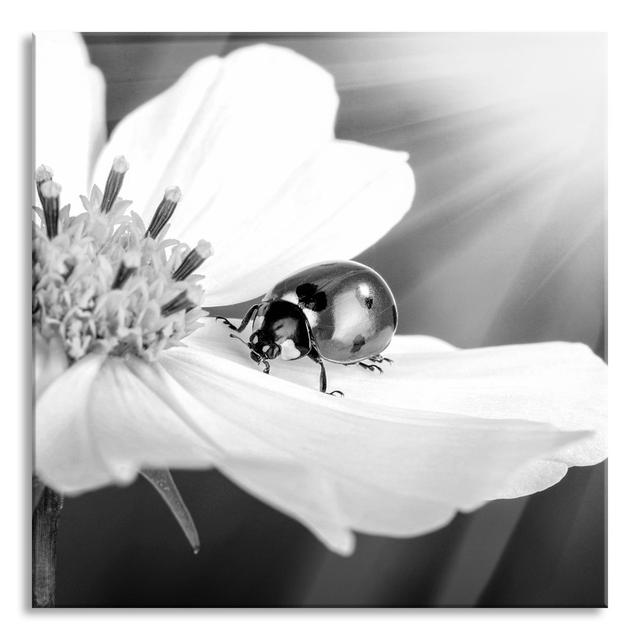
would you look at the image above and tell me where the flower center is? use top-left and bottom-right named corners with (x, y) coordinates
top-left (32, 157), bottom-right (213, 362)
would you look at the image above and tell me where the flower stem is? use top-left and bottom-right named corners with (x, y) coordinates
top-left (32, 486), bottom-right (63, 607)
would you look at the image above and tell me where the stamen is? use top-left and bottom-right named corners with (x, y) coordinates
top-left (100, 156), bottom-right (130, 213)
top-left (145, 186), bottom-right (182, 239)
top-left (172, 240), bottom-right (213, 281)
top-left (40, 180), bottom-right (61, 239)
top-left (112, 252), bottom-right (141, 289)
top-left (33, 161), bottom-right (210, 362)
top-left (161, 290), bottom-right (195, 316)
top-left (35, 165), bottom-right (54, 209)
top-left (35, 165), bottom-right (53, 184)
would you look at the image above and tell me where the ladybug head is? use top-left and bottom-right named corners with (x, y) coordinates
top-left (249, 329), bottom-right (281, 360)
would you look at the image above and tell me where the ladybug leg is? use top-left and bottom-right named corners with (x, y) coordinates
top-left (231, 334), bottom-right (271, 374)
top-left (247, 345), bottom-right (270, 374)
top-left (358, 362), bottom-right (383, 374)
top-left (302, 319), bottom-right (344, 396)
top-left (358, 355), bottom-right (393, 372)
top-left (214, 304), bottom-right (259, 333)
top-left (308, 350), bottom-right (343, 397)
top-left (317, 358), bottom-right (327, 392)
top-left (342, 355), bottom-right (391, 373)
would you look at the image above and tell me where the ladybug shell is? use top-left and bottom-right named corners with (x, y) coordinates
top-left (261, 260), bottom-right (398, 364)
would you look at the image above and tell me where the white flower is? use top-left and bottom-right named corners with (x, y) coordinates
top-left (34, 32), bottom-right (607, 556)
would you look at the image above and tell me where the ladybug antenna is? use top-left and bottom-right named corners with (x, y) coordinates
top-left (229, 333), bottom-right (270, 372)
top-left (229, 333), bottom-right (251, 348)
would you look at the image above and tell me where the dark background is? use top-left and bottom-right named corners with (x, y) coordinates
top-left (53, 33), bottom-right (606, 607)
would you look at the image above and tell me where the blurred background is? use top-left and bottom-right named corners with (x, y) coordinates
top-left (54, 32), bottom-right (606, 607)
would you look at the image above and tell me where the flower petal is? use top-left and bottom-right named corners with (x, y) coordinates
top-left (157, 323), bottom-right (587, 550)
top-left (92, 44), bottom-right (336, 232)
top-left (35, 348), bottom-right (448, 554)
top-left (91, 44), bottom-right (414, 304)
top-left (35, 354), bottom-right (223, 494)
top-left (35, 32), bottom-right (106, 206)
top-left (187, 320), bottom-right (607, 499)
top-left (198, 141), bottom-right (415, 305)
top-left (35, 354), bottom-right (113, 491)
top-left (35, 321), bottom-right (600, 554)
top-left (162, 342), bottom-right (583, 506)
top-left (216, 454), bottom-right (457, 551)
top-left (34, 333), bottom-right (69, 399)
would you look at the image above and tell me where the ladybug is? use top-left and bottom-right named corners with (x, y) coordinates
top-left (215, 260), bottom-right (398, 396)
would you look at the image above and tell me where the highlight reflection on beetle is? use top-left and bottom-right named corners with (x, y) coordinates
top-left (216, 260), bottom-right (397, 395)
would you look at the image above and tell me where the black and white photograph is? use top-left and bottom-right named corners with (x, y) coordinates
top-left (31, 30), bottom-right (606, 609)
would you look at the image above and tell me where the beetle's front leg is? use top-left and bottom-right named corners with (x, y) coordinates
top-left (250, 349), bottom-right (270, 374)
top-left (214, 304), bottom-right (259, 333)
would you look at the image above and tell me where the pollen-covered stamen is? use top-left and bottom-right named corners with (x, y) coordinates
top-left (172, 240), bottom-right (213, 281)
top-left (145, 186), bottom-right (182, 239)
top-left (35, 165), bottom-right (53, 184)
top-left (100, 156), bottom-right (130, 213)
top-left (33, 162), bottom-right (212, 362)
top-left (35, 165), bottom-right (53, 209)
top-left (39, 180), bottom-right (61, 240)
top-left (112, 252), bottom-right (141, 289)
top-left (161, 290), bottom-right (195, 317)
